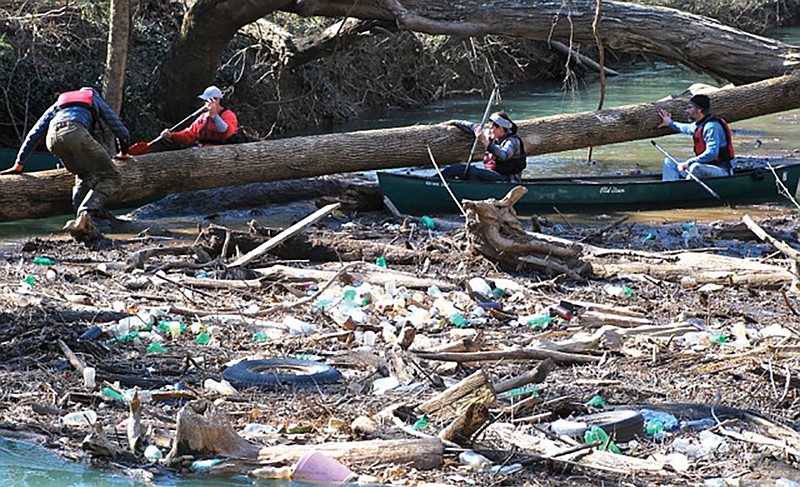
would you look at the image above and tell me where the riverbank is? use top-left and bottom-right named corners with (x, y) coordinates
top-left (2, 199), bottom-right (800, 485)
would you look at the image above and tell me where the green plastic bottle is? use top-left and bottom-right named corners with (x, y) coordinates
top-left (146, 342), bottom-right (168, 354)
top-left (584, 426), bottom-right (621, 454)
top-left (102, 387), bottom-right (126, 402)
top-left (412, 416), bottom-right (428, 431)
top-left (194, 332), bottom-right (211, 345)
top-left (33, 257), bottom-right (56, 266)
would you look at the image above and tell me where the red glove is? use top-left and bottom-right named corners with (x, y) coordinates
top-left (0, 163), bottom-right (23, 175)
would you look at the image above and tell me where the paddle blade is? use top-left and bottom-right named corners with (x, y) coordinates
top-left (128, 141), bottom-right (152, 156)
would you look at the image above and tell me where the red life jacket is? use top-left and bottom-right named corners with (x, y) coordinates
top-left (56, 90), bottom-right (94, 110)
top-left (692, 116), bottom-right (735, 169)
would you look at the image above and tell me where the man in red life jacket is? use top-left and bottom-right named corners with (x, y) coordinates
top-left (1, 87), bottom-right (131, 242)
top-left (657, 94), bottom-right (735, 181)
top-left (159, 86), bottom-right (238, 148)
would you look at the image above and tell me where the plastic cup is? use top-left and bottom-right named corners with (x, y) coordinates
top-left (292, 451), bottom-right (356, 484)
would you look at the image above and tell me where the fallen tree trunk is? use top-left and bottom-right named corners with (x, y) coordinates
top-left (3, 72), bottom-right (800, 222)
top-left (289, 0), bottom-right (800, 85)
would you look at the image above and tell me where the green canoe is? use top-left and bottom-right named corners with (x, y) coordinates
top-left (378, 160), bottom-right (800, 215)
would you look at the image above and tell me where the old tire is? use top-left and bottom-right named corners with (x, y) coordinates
top-left (222, 358), bottom-right (342, 389)
top-left (549, 410), bottom-right (644, 442)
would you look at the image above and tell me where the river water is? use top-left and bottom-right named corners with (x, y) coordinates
top-left (2, 28), bottom-right (800, 485)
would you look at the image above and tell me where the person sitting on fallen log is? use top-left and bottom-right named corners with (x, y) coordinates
top-left (658, 94), bottom-right (735, 181)
top-left (439, 111), bottom-right (528, 181)
top-left (0, 86), bottom-right (131, 241)
top-left (159, 85), bottom-right (239, 148)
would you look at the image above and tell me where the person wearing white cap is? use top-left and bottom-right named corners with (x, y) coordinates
top-left (160, 85), bottom-right (238, 148)
top-left (439, 111), bottom-right (527, 181)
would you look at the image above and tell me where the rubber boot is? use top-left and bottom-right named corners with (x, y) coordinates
top-left (72, 185), bottom-right (90, 214)
top-left (77, 190), bottom-right (109, 217)
top-left (63, 210), bottom-right (102, 243)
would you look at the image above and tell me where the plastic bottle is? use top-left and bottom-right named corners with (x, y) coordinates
top-left (204, 378), bottom-right (237, 395)
top-left (33, 257), bottom-right (56, 266)
top-left (146, 342), bottom-right (168, 354)
top-left (450, 313), bottom-right (467, 328)
top-left (22, 275), bottom-right (35, 287)
top-left (375, 257), bottom-right (387, 268)
top-left (102, 387), bottom-right (127, 402)
top-left (584, 426), bottom-right (621, 454)
top-left (191, 458), bottom-right (222, 470)
top-left (420, 215), bottom-right (436, 230)
top-left (82, 367), bottom-right (96, 390)
top-left (144, 445), bottom-right (163, 461)
top-left (194, 332), bottom-right (211, 345)
top-left (79, 326), bottom-right (103, 341)
top-left (252, 332), bottom-right (270, 341)
top-left (459, 450), bottom-right (492, 470)
top-left (585, 395), bottom-right (606, 408)
top-left (525, 315), bottom-right (553, 329)
top-left (412, 416), bottom-right (428, 431)
top-left (61, 410), bottom-right (97, 426)
top-left (467, 277), bottom-right (493, 297)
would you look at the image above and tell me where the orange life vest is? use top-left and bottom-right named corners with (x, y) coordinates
top-left (692, 116), bottom-right (734, 169)
top-left (56, 90), bottom-right (94, 110)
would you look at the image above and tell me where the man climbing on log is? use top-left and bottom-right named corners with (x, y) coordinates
top-left (657, 94), bottom-right (736, 181)
top-left (0, 86), bottom-right (131, 242)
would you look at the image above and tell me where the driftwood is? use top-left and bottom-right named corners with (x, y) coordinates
top-left (494, 358), bottom-right (554, 394)
top-left (413, 348), bottom-right (601, 364)
top-left (463, 186), bottom-right (589, 279)
top-left (417, 370), bottom-right (496, 421)
top-left (437, 402), bottom-right (490, 447)
top-left (254, 264), bottom-right (456, 291)
top-left (166, 402), bottom-right (260, 462)
top-left (591, 252), bottom-right (795, 289)
top-left (577, 310), bottom-right (653, 328)
top-left (199, 222), bottom-right (418, 264)
top-left (256, 438), bottom-right (444, 470)
top-left (228, 203), bottom-right (340, 267)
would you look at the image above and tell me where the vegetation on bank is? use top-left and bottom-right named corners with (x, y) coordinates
top-left (1, 0), bottom-right (799, 150)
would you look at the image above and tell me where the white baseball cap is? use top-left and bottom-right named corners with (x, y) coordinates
top-left (198, 85), bottom-right (223, 100)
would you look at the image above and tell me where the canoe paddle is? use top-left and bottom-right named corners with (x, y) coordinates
top-left (650, 140), bottom-right (722, 201)
top-left (128, 105), bottom-right (208, 155)
top-left (463, 84), bottom-right (499, 178)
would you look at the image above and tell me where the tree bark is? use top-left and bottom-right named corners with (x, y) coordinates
top-left (102, 0), bottom-right (130, 114)
top-left (156, 0), bottom-right (291, 121)
top-left (156, 0), bottom-right (800, 119)
top-left (3, 72), bottom-right (800, 222)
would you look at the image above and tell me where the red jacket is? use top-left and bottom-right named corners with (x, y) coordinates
top-left (171, 109), bottom-right (238, 147)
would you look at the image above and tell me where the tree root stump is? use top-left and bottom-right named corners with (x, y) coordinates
top-left (463, 186), bottom-right (590, 279)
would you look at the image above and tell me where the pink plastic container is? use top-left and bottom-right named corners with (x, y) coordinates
top-left (292, 451), bottom-right (356, 484)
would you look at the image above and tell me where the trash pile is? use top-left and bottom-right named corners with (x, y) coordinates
top-left (1, 208), bottom-right (800, 486)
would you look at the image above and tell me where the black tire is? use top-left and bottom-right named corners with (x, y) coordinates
top-left (548, 410), bottom-right (644, 442)
top-left (222, 358), bottom-right (342, 389)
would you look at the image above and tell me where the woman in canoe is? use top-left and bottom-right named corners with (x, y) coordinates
top-left (439, 111), bottom-right (527, 181)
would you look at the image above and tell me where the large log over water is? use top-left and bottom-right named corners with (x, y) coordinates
top-left (288, 0), bottom-right (800, 85)
top-left (2, 73), bottom-right (800, 222)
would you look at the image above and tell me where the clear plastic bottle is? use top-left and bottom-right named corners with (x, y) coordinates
top-left (459, 450), bottom-right (492, 470)
top-left (61, 410), bottom-right (97, 426)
